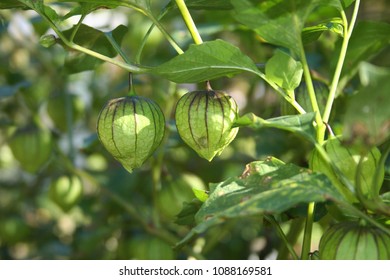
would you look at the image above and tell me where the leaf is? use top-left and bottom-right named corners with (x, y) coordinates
top-left (186, 0), bottom-right (233, 10)
top-left (175, 200), bottom-right (203, 226)
top-left (63, 24), bottom-right (128, 73)
top-left (63, 2), bottom-right (118, 19)
top-left (342, 73), bottom-right (390, 147)
top-left (302, 18), bottom-right (344, 44)
top-left (0, 0), bottom-right (29, 9)
top-left (176, 157), bottom-right (344, 247)
top-left (265, 50), bottom-right (303, 91)
top-left (231, 0), bottom-right (319, 56)
top-left (150, 39), bottom-right (260, 83)
top-left (337, 21), bottom-right (390, 87)
top-left (235, 112), bottom-right (317, 143)
top-left (18, 0), bottom-right (62, 25)
top-left (58, 0), bottom-right (149, 12)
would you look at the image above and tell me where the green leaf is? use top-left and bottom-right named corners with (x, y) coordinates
top-left (235, 112), bottom-right (317, 143)
top-left (302, 18), bottom-right (344, 44)
top-left (232, 0), bottom-right (321, 56)
top-left (63, 24), bottom-right (128, 73)
top-left (176, 157), bottom-right (344, 247)
top-left (63, 2), bottom-right (118, 19)
top-left (166, 0), bottom-right (233, 10)
top-left (337, 21), bottom-right (390, 87)
top-left (150, 39), bottom-right (260, 83)
top-left (58, 0), bottom-right (149, 12)
top-left (17, 0), bottom-right (62, 25)
top-left (0, 0), bottom-right (29, 9)
top-left (343, 73), bottom-right (390, 147)
top-left (265, 50), bottom-right (303, 91)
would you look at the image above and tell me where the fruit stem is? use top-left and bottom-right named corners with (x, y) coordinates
top-left (206, 80), bottom-right (213, 91)
top-left (175, 0), bottom-right (203, 45)
top-left (320, 0), bottom-right (360, 141)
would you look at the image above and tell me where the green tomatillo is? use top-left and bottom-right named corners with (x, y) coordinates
top-left (175, 83), bottom-right (239, 161)
top-left (96, 94), bottom-right (165, 173)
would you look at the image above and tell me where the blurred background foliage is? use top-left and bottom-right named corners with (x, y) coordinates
top-left (0, 0), bottom-right (389, 259)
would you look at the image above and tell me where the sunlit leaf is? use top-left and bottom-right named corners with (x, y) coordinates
top-left (265, 50), bottom-right (303, 91)
top-left (176, 157), bottom-right (344, 247)
top-left (150, 39), bottom-right (260, 83)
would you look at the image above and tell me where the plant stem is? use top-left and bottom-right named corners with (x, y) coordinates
top-left (301, 202), bottom-right (315, 260)
top-left (277, 218), bottom-right (305, 260)
top-left (33, 7), bottom-right (149, 73)
top-left (175, 0), bottom-right (203, 45)
top-left (265, 216), bottom-right (298, 260)
top-left (299, 44), bottom-right (324, 141)
top-left (320, 0), bottom-right (360, 140)
top-left (105, 32), bottom-right (132, 64)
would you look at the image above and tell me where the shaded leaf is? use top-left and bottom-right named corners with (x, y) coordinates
top-left (337, 21), bottom-right (390, 87)
top-left (302, 18), bottom-right (343, 44)
top-left (150, 39), bottom-right (260, 83)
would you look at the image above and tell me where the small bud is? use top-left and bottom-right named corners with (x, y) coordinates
top-left (39, 34), bottom-right (57, 48)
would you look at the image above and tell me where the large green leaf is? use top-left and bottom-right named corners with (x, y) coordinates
top-left (176, 157), bottom-right (344, 247)
top-left (150, 39), bottom-right (260, 83)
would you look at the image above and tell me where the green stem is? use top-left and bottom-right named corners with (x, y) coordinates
top-left (320, 0), bottom-right (360, 140)
top-left (34, 7), bottom-right (149, 73)
top-left (299, 44), bottom-right (324, 141)
top-left (69, 14), bottom-right (86, 43)
top-left (105, 32), bottom-right (132, 64)
top-left (277, 218), bottom-right (305, 260)
top-left (175, 0), bottom-right (203, 45)
top-left (255, 72), bottom-right (307, 114)
top-left (301, 202), bottom-right (315, 260)
top-left (265, 216), bottom-right (298, 260)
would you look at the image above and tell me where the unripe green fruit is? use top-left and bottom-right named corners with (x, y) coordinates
top-left (319, 221), bottom-right (390, 259)
top-left (309, 136), bottom-right (383, 201)
top-left (46, 93), bottom-right (84, 132)
top-left (49, 175), bottom-right (83, 212)
top-left (175, 90), bottom-right (239, 161)
top-left (96, 95), bottom-right (165, 173)
top-left (9, 125), bottom-right (53, 173)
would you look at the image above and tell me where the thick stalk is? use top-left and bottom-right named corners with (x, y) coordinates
top-left (319, 0), bottom-right (360, 140)
top-left (301, 202), bottom-right (315, 260)
top-left (299, 45), bottom-right (324, 140)
top-left (175, 0), bottom-right (203, 45)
